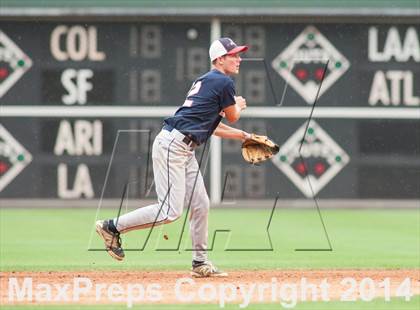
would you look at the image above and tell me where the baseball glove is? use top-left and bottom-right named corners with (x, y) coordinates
top-left (242, 134), bottom-right (280, 164)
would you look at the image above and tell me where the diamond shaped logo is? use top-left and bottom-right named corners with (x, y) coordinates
top-left (0, 30), bottom-right (33, 98)
top-left (272, 26), bottom-right (350, 104)
top-left (0, 125), bottom-right (32, 192)
top-left (272, 120), bottom-right (349, 197)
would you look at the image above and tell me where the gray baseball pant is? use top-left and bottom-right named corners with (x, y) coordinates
top-left (114, 128), bottom-right (209, 262)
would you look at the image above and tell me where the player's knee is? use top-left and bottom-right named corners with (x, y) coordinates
top-left (166, 212), bottom-right (181, 222)
top-left (204, 196), bottom-right (210, 212)
top-left (195, 196), bottom-right (210, 215)
top-left (165, 202), bottom-right (184, 222)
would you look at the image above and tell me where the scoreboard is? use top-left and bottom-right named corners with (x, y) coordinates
top-left (0, 22), bottom-right (211, 106)
top-left (0, 21), bottom-right (419, 201)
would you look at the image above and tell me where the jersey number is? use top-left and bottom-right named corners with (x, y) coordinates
top-left (183, 81), bottom-right (202, 107)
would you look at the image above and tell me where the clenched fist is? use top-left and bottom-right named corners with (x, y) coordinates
top-left (235, 96), bottom-right (247, 111)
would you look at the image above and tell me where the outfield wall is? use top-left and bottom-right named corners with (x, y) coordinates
top-left (0, 10), bottom-right (419, 205)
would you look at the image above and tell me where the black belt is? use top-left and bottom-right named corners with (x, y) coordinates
top-left (163, 124), bottom-right (198, 147)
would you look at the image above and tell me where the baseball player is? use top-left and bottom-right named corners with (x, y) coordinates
top-left (96, 37), bottom-right (250, 277)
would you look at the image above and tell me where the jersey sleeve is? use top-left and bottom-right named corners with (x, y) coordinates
top-left (219, 78), bottom-right (236, 109)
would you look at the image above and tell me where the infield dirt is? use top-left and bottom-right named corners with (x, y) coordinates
top-left (1, 269), bottom-right (419, 306)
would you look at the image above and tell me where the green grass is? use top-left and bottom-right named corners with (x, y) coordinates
top-left (0, 208), bottom-right (419, 271)
top-left (1, 208), bottom-right (418, 310)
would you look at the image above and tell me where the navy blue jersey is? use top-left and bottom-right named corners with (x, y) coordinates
top-left (164, 69), bottom-right (236, 144)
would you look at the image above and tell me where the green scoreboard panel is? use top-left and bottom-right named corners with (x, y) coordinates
top-left (0, 22), bottom-right (211, 106)
top-left (0, 21), bottom-right (419, 200)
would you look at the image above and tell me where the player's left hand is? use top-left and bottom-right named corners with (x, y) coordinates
top-left (241, 133), bottom-right (279, 164)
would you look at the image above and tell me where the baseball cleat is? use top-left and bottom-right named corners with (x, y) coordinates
top-left (191, 261), bottom-right (228, 278)
top-left (95, 220), bottom-right (125, 261)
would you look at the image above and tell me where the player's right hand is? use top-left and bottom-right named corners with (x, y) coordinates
top-left (235, 96), bottom-right (247, 111)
